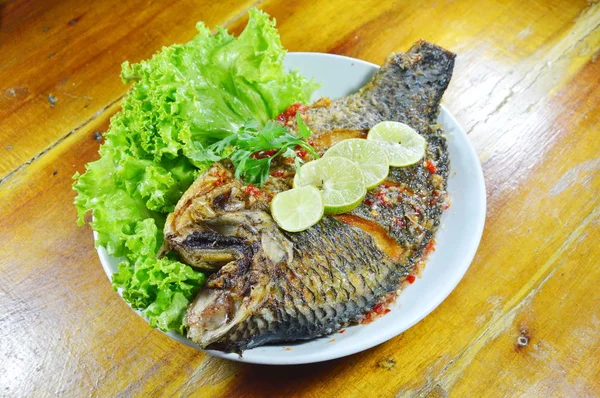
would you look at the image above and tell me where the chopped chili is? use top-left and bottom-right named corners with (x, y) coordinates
top-left (375, 189), bottom-right (391, 206)
top-left (252, 149), bottom-right (277, 159)
top-left (425, 239), bottom-right (436, 255)
top-left (373, 302), bottom-right (388, 315)
top-left (244, 184), bottom-right (262, 197)
top-left (277, 103), bottom-right (307, 123)
top-left (212, 170), bottom-right (227, 186)
top-left (425, 160), bottom-right (437, 174)
top-left (395, 216), bottom-right (405, 229)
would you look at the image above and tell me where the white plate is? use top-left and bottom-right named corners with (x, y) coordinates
top-left (97, 52), bottom-right (486, 365)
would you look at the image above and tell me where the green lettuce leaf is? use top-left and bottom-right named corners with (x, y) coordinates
top-left (118, 7), bottom-right (317, 168)
top-left (73, 8), bottom-right (317, 333)
top-left (112, 256), bottom-right (205, 333)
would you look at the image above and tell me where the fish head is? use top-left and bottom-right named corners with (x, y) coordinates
top-left (161, 163), bottom-right (293, 347)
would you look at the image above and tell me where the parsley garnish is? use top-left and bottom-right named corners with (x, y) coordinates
top-left (191, 115), bottom-right (318, 186)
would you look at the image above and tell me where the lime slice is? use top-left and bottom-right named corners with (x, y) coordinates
top-left (271, 186), bottom-right (324, 232)
top-left (367, 121), bottom-right (426, 167)
top-left (323, 138), bottom-right (389, 189)
top-left (294, 157), bottom-right (366, 214)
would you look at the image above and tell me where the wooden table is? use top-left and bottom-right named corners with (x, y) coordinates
top-left (1, 0), bottom-right (599, 396)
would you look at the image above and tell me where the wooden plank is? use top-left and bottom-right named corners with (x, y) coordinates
top-left (0, 0), bottom-right (599, 396)
top-left (441, 211), bottom-right (600, 397)
top-left (0, 0), bottom-right (258, 180)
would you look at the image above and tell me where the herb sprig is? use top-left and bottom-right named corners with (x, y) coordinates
top-left (192, 115), bottom-right (318, 186)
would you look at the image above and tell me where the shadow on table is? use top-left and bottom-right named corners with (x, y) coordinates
top-left (196, 346), bottom-right (379, 397)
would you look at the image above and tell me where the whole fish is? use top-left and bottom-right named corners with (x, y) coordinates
top-left (162, 40), bottom-right (455, 352)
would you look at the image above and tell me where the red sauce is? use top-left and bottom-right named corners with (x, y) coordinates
top-left (361, 292), bottom-right (397, 324)
top-left (373, 303), bottom-right (388, 315)
top-left (212, 169), bottom-right (228, 186)
top-left (406, 275), bottom-right (416, 284)
top-left (425, 160), bottom-right (437, 174)
top-left (244, 184), bottom-right (262, 197)
top-left (277, 103), bottom-right (307, 123)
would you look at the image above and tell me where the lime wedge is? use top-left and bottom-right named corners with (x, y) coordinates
top-left (271, 186), bottom-right (324, 232)
top-left (323, 138), bottom-right (389, 189)
top-left (367, 121), bottom-right (426, 167)
top-left (294, 157), bottom-right (366, 214)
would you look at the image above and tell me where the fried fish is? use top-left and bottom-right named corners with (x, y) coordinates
top-left (162, 40), bottom-right (455, 352)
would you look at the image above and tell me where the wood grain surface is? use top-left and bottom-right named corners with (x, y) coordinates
top-left (1, 0), bottom-right (599, 396)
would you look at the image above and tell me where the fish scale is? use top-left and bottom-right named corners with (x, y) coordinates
top-left (162, 40), bottom-right (455, 352)
top-left (206, 217), bottom-right (403, 351)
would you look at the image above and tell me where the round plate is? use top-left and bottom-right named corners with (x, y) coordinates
top-left (97, 52), bottom-right (486, 365)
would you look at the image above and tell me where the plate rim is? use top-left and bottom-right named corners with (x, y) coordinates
top-left (96, 51), bottom-right (486, 365)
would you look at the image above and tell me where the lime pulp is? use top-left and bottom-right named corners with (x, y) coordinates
top-left (293, 157), bottom-right (366, 214)
top-left (323, 138), bottom-right (389, 189)
top-left (270, 185), bottom-right (324, 232)
top-left (367, 121), bottom-right (426, 167)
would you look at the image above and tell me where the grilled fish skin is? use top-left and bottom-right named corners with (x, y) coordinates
top-left (305, 40), bottom-right (455, 137)
top-left (162, 40), bottom-right (455, 352)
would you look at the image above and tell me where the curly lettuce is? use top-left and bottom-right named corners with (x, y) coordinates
top-left (73, 8), bottom-right (317, 332)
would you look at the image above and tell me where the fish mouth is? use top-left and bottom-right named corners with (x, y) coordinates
top-left (186, 289), bottom-right (240, 342)
top-left (185, 267), bottom-right (271, 350)
top-left (167, 230), bottom-right (249, 270)
top-left (165, 210), bottom-right (293, 271)
top-left (180, 219), bottom-right (257, 347)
